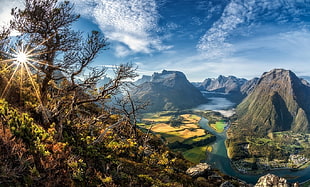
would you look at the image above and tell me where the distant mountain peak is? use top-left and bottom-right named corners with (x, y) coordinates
top-left (194, 75), bottom-right (248, 103)
top-left (132, 70), bottom-right (207, 112)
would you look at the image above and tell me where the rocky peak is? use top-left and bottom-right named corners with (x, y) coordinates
top-left (254, 173), bottom-right (299, 187)
top-left (150, 70), bottom-right (188, 88)
top-left (151, 70), bottom-right (185, 81)
top-left (259, 69), bottom-right (300, 88)
top-left (131, 70), bottom-right (207, 112)
top-left (200, 75), bottom-right (247, 93)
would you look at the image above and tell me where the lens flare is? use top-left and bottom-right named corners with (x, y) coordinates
top-left (0, 35), bottom-right (57, 102)
top-left (15, 52), bottom-right (28, 63)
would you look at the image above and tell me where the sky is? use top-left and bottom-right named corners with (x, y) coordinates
top-left (1, 0), bottom-right (310, 81)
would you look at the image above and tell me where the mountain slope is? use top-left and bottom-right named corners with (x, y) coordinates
top-left (132, 70), bottom-right (208, 112)
top-left (240, 77), bottom-right (259, 96)
top-left (236, 69), bottom-right (310, 134)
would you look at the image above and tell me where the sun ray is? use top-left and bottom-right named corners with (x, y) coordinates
top-left (23, 60), bottom-right (46, 114)
top-left (1, 63), bottom-right (21, 98)
top-left (19, 62), bottom-right (24, 103)
top-left (26, 33), bottom-right (57, 55)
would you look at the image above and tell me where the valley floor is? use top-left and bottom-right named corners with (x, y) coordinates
top-left (138, 111), bottom-right (217, 163)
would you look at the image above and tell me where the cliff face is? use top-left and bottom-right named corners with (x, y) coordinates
top-left (236, 69), bottom-right (310, 134)
top-left (132, 70), bottom-right (208, 112)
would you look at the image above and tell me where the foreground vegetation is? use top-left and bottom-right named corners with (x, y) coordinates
top-left (0, 99), bottom-right (203, 186)
top-left (138, 111), bottom-right (215, 163)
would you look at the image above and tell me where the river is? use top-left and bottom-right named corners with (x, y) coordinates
top-left (195, 97), bottom-right (310, 185)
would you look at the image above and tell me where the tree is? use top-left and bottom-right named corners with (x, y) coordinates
top-left (3, 0), bottom-right (139, 140)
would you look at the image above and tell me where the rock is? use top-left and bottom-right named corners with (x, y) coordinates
top-left (254, 173), bottom-right (299, 187)
top-left (220, 181), bottom-right (236, 187)
top-left (186, 163), bottom-right (211, 178)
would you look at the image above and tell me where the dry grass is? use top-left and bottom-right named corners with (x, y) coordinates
top-left (152, 123), bottom-right (178, 132)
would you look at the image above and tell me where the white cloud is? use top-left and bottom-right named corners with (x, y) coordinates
top-left (136, 28), bottom-right (310, 82)
top-left (197, 0), bottom-right (310, 59)
top-left (197, 0), bottom-right (247, 59)
top-left (71, 0), bottom-right (169, 56)
top-left (0, 0), bottom-right (24, 29)
top-left (114, 44), bottom-right (131, 57)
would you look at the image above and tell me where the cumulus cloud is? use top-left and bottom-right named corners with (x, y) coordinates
top-left (71, 0), bottom-right (169, 56)
top-left (197, 0), bottom-right (310, 59)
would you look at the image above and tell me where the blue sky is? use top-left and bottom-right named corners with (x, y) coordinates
top-left (1, 0), bottom-right (310, 81)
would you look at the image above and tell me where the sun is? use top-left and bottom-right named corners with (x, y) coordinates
top-left (15, 51), bottom-right (29, 63)
top-left (0, 34), bottom-right (58, 101)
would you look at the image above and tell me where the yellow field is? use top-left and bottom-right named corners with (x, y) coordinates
top-left (142, 113), bottom-right (205, 143)
top-left (139, 112), bottom-right (213, 163)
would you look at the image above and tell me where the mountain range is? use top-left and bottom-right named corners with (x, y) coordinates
top-left (194, 75), bottom-right (257, 103)
top-left (133, 68), bottom-right (310, 134)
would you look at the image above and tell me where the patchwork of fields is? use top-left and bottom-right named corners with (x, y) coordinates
top-left (138, 112), bottom-right (215, 163)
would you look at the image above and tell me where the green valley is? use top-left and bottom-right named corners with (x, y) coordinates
top-left (138, 112), bottom-right (216, 163)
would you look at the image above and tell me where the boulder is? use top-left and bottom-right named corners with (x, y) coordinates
top-left (186, 163), bottom-right (211, 178)
top-left (254, 173), bottom-right (299, 187)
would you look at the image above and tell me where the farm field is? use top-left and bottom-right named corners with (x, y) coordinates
top-left (210, 120), bottom-right (227, 133)
top-left (138, 111), bottom-right (215, 163)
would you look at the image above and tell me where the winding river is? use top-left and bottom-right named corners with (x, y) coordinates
top-left (196, 97), bottom-right (310, 184)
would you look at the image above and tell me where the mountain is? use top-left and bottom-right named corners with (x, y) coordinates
top-left (199, 75), bottom-right (247, 93)
top-left (134, 75), bottom-right (151, 85)
top-left (132, 70), bottom-right (208, 112)
top-left (301, 76), bottom-right (310, 83)
top-left (195, 75), bottom-right (248, 103)
top-left (240, 77), bottom-right (259, 95)
top-left (236, 69), bottom-right (310, 135)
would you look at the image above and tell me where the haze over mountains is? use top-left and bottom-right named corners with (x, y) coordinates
top-left (194, 75), bottom-right (256, 103)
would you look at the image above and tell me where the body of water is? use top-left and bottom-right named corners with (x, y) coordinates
top-left (195, 97), bottom-right (235, 111)
top-left (195, 97), bottom-right (310, 184)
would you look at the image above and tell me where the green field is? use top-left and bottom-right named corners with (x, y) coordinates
top-left (210, 121), bottom-right (227, 133)
top-left (183, 146), bottom-right (207, 163)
